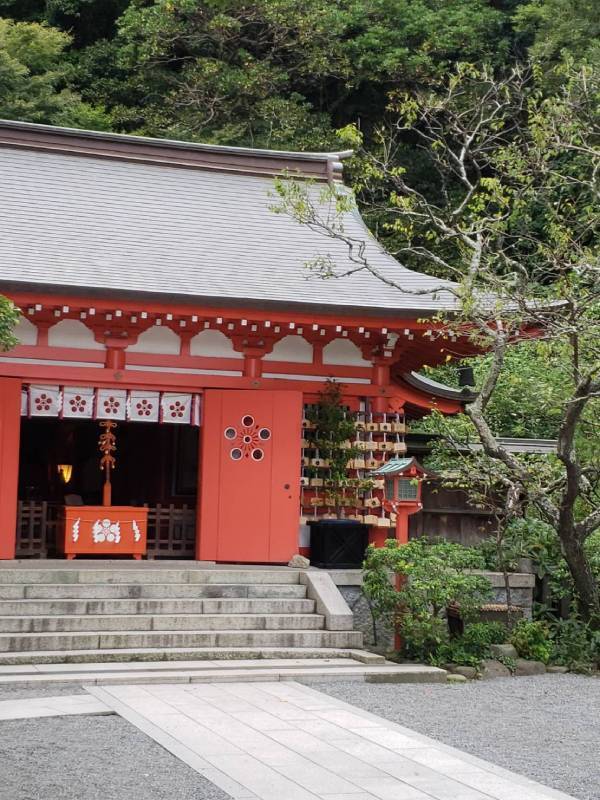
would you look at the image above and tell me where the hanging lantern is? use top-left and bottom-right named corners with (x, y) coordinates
top-left (57, 464), bottom-right (73, 484)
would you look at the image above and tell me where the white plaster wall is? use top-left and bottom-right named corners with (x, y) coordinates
top-left (190, 329), bottom-right (243, 359)
top-left (264, 335), bottom-right (313, 363)
top-left (323, 338), bottom-right (370, 367)
top-left (14, 316), bottom-right (38, 346)
top-left (128, 325), bottom-right (181, 355)
top-left (48, 319), bottom-right (105, 350)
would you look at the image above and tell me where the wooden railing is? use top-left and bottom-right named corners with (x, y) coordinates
top-left (16, 501), bottom-right (61, 558)
top-left (146, 504), bottom-right (196, 558)
top-left (16, 501), bottom-right (196, 558)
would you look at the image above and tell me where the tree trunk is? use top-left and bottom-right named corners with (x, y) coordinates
top-left (560, 528), bottom-right (600, 625)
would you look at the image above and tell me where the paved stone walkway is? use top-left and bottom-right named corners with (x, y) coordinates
top-left (0, 693), bottom-right (111, 720)
top-left (90, 681), bottom-right (576, 800)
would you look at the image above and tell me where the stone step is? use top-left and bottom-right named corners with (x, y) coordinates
top-left (0, 569), bottom-right (300, 585)
top-left (0, 656), bottom-right (356, 675)
top-left (0, 646), bottom-right (382, 666)
top-left (0, 613), bottom-right (326, 633)
top-left (0, 598), bottom-right (316, 616)
top-left (0, 583), bottom-right (308, 600)
top-left (0, 629), bottom-right (363, 652)
top-left (0, 659), bottom-right (447, 687)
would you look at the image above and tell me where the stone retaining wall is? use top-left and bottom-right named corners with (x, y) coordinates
top-left (326, 569), bottom-right (535, 651)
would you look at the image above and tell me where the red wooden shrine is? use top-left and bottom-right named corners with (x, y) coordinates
top-left (0, 119), bottom-right (477, 563)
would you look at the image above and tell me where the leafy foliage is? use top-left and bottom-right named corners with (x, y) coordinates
top-left (363, 538), bottom-right (492, 663)
top-left (419, 341), bottom-right (566, 440)
top-left (478, 519), bottom-right (600, 606)
top-left (0, 16), bottom-right (110, 126)
top-left (549, 617), bottom-right (600, 671)
top-left (3, 0), bottom-right (597, 146)
top-left (510, 619), bottom-right (552, 663)
top-left (437, 621), bottom-right (509, 667)
top-left (514, 0), bottom-right (600, 65)
top-left (0, 296), bottom-right (18, 352)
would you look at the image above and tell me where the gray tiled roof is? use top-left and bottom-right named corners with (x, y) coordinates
top-left (0, 143), bottom-right (459, 315)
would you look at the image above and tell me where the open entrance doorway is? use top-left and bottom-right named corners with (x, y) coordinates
top-left (17, 418), bottom-right (199, 559)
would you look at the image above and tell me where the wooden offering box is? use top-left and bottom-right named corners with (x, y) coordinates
top-left (61, 506), bottom-right (148, 559)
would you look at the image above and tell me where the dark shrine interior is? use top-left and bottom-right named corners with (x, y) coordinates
top-left (18, 419), bottom-right (199, 508)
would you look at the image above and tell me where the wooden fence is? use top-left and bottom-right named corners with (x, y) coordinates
top-left (146, 504), bottom-right (196, 558)
top-left (409, 481), bottom-right (496, 545)
top-left (16, 501), bottom-right (61, 558)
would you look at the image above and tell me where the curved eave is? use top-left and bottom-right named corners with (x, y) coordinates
top-left (403, 371), bottom-right (477, 402)
top-left (391, 372), bottom-right (476, 418)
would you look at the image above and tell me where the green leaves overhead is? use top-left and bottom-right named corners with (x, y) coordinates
top-left (0, 0), bottom-right (542, 145)
top-left (0, 17), bottom-right (111, 126)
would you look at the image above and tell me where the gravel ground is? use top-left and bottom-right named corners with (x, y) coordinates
top-left (1, 675), bottom-right (598, 799)
top-left (0, 715), bottom-right (231, 800)
top-left (314, 673), bottom-right (600, 800)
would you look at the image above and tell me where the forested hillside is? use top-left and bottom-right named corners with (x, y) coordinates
top-left (0, 0), bottom-right (597, 148)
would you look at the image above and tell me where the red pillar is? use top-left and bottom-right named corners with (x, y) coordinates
top-left (394, 508), bottom-right (411, 544)
top-left (0, 378), bottom-right (21, 559)
top-left (371, 360), bottom-right (390, 413)
top-left (242, 347), bottom-right (264, 379)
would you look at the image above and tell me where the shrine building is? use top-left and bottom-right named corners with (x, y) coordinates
top-left (0, 119), bottom-right (474, 563)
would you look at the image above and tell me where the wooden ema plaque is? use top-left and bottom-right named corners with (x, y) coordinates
top-left (61, 506), bottom-right (148, 560)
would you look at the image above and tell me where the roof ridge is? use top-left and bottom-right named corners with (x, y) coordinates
top-left (0, 119), bottom-right (352, 181)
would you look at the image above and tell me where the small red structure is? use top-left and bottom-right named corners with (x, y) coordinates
top-left (372, 457), bottom-right (427, 544)
top-left (61, 506), bottom-right (148, 560)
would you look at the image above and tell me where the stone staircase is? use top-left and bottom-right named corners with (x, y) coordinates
top-left (0, 564), bottom-right (365, 665)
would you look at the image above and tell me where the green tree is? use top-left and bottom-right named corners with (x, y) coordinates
top-left (273, 63), bottom-right (600, 623)
top-left (363, 538), bottom-right (491, 662)
top-left (0, 16), bottom-right (111, 126)
top-left (107, 0), bottom-right (513, 146)
top-left (0, 0), bottom-right (128, 45)
top-left (514, 0), bottom-right (600, 65)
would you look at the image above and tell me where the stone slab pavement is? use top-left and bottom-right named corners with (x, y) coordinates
top-left (89, 681), bottom-right (577, 800)
top-left (0, 693), bottom-right (111, 720)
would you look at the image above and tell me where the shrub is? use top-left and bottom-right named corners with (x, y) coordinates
top-left (549, 617), bottom-right (600, 672)
top-left (510, 620), bottom-right (552, 663)
top-left (463, 621), bottom-right (508, 648)
top-left (363, 538), bottom-right (492, 664)
top-left (436, 621), bottom-right (509, 667)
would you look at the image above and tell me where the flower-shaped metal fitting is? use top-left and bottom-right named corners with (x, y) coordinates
top-left (136, 398), bottom-right (154, 417)
top-left (224, 416), bottom-right (271, 461)
top-left (168, 400), bottom-right (186, 419)
top-left (69, 395), bottom-right (87, 414)
top-left (103, 396), bottom-right (121, 415)
top-left (35, 393), bottom-right (52, 412)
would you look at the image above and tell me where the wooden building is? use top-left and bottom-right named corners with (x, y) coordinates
top-left (0, 120), bottom-right (476, 562)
